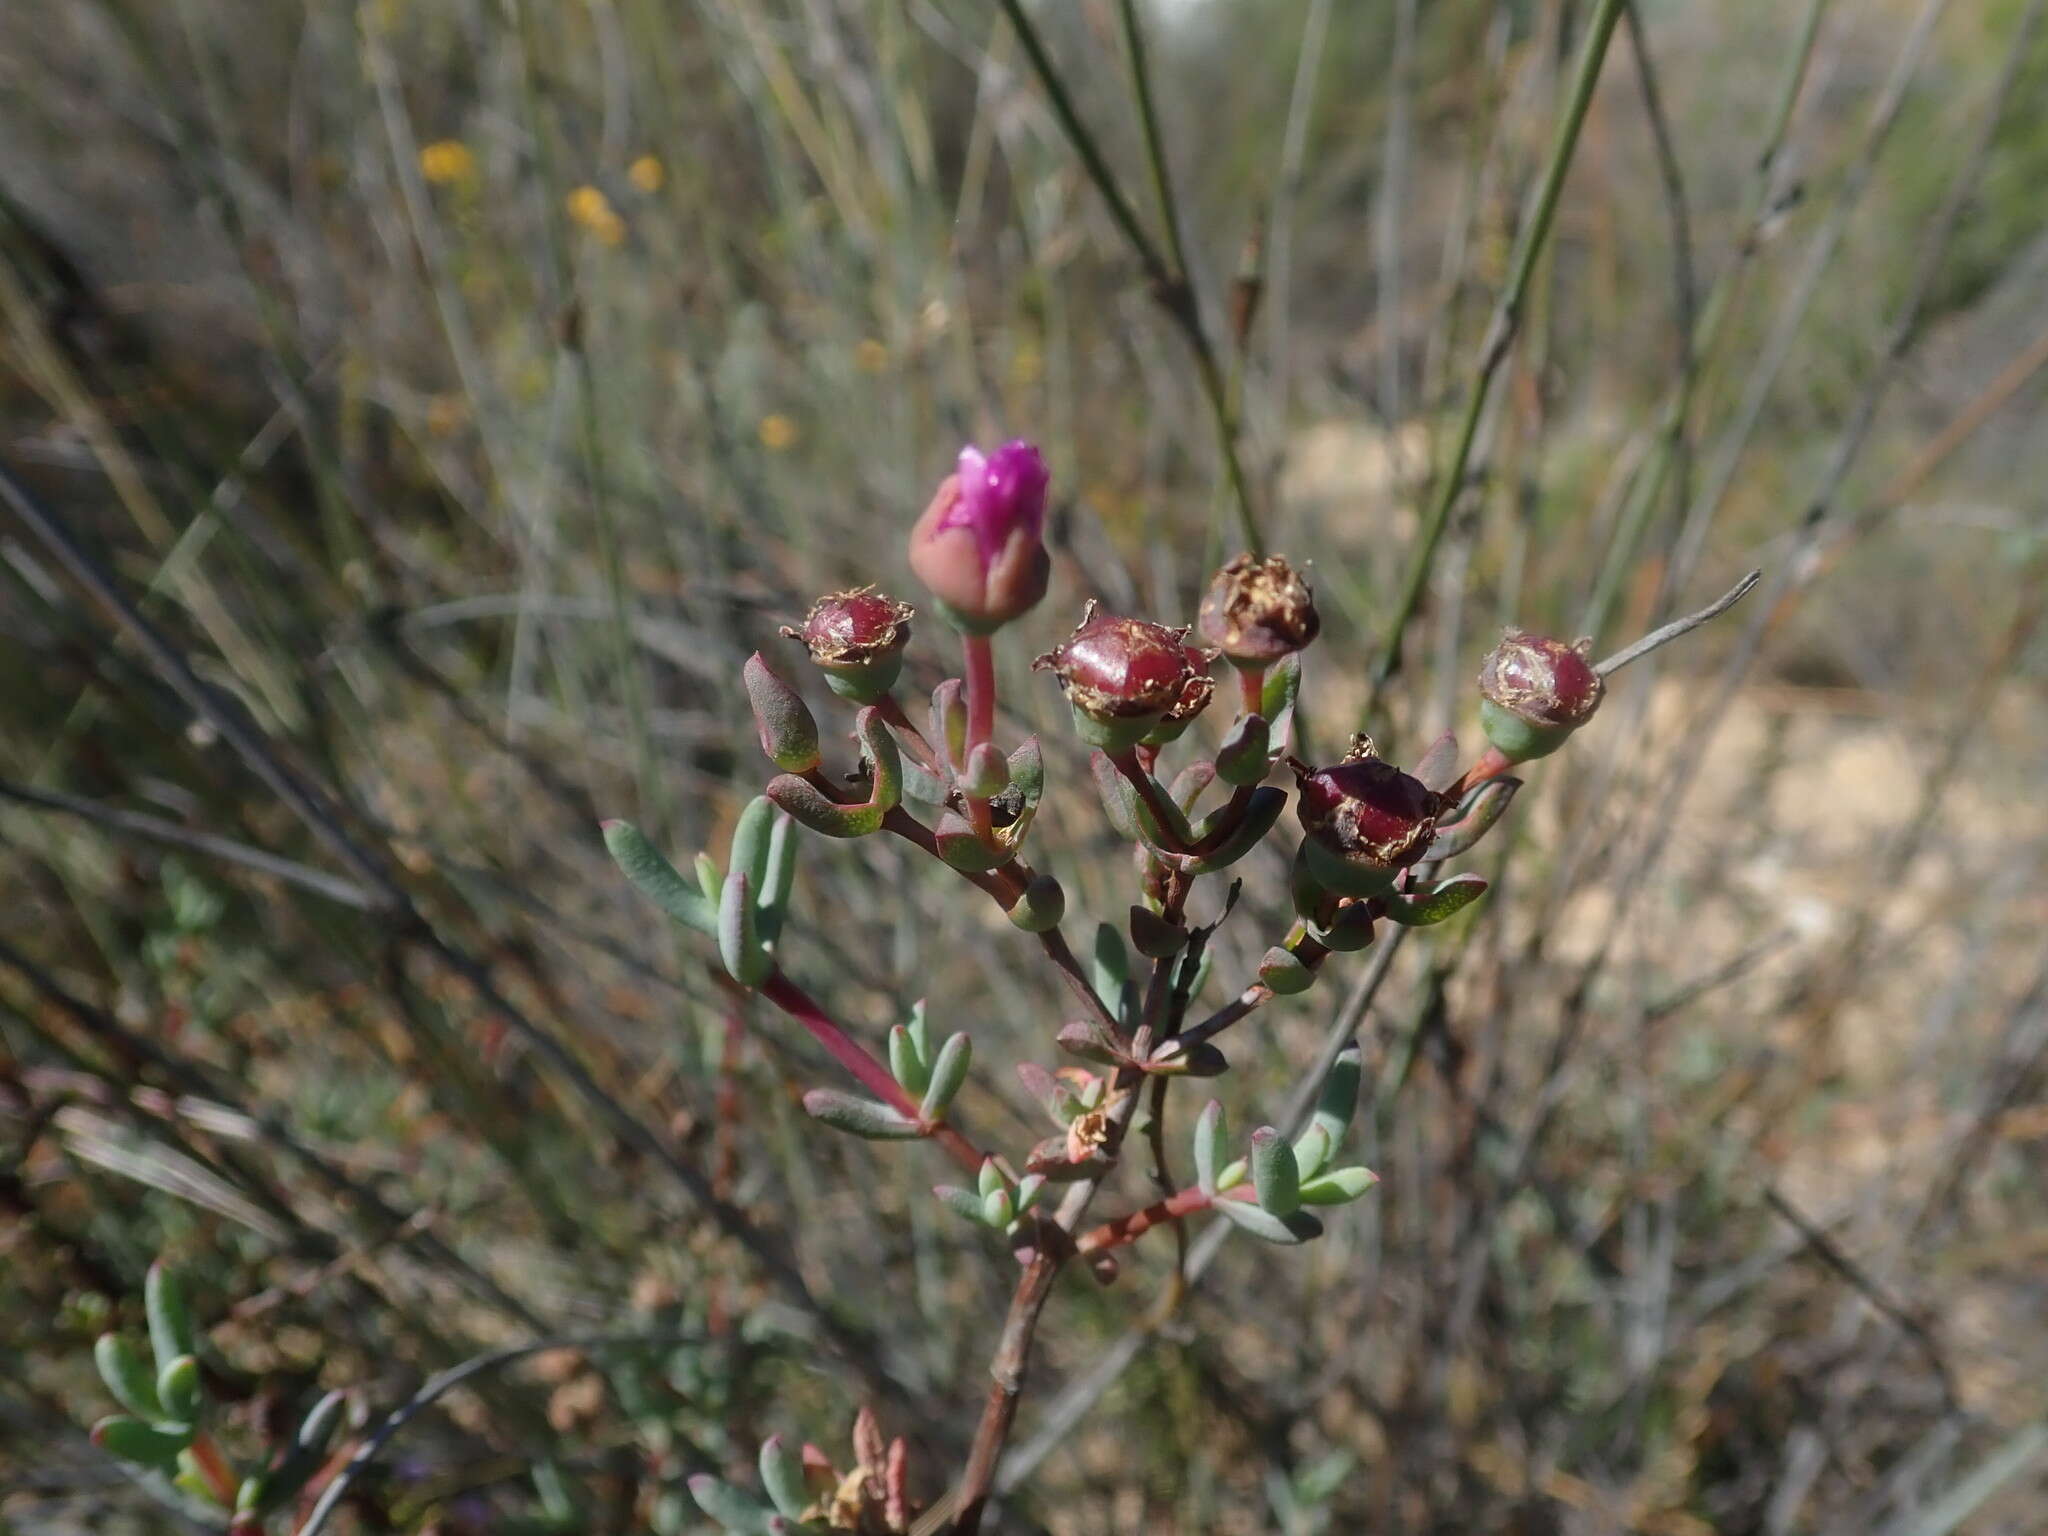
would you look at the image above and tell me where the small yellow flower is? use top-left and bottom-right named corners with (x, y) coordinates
top-left (854, 337), bottom-right (888, 374)
top-left (628, 154), bottom-right (664, 193)
top-left (419, 139), bottom-right (476, 186)
top-left (424, 393), bottom-right (467, 437)
top-left (757, 413), bottom-right (798, 451)
top-left (1010, 340), bottom-right (1044, 387)
top-left (566, 185), bottom-right (626, 247)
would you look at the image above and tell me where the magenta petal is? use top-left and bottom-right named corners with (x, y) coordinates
top-left (940, 439), bottom-right (1048, 564)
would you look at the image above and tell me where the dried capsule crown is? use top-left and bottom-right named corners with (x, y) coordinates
top-left (788, 587), bottom-right (914, 666)
top-left (1197, 552), bottom-right (1321, 666)
top-left (1292, 737), bottom-right (1439, 894)
top-left (784, 587), bottom-right (916, 702)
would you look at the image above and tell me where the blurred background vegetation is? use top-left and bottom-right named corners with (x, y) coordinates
top-left (4, 0), bottom-right (2047, 1531)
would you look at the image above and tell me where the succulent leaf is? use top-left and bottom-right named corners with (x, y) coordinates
top-left (803, 1091), bottom-right (922, 1140)
top-left (603, 821), bottom-right (715, 934)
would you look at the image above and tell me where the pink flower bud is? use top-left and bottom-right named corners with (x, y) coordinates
top-left (1197, 552), bottom-right (1320, 667)
top-left (1292, 736), bottom-right (1440, 896)
top-left (907, 440), bottom-right (1051, 632)
top-left (1477, 630), bottom-right (1604, 761)
top-left (782, 586), bottom-right (914, 702)
top-left (1033, 603), bottom-right (1210, 750)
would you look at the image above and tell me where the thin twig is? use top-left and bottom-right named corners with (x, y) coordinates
top-left (1363, 0), bottom-right (1629, 712)
top-left (997, 0), bottom-right (1262, 551)
top-left (296, 1332), bottom-right (702, 1536)
top-left (0, 780), bottom-right (381, 909)
top-left (1592, 567), bottom-right (1761, 677)
top-left (1763, 1186), bottom-right (1960, 1414)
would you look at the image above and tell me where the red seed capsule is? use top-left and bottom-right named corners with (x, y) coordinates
top-left (1034, 604), bottom-right (1210, 750)
top-left (1477, 630), bottom-right (1604, 761)
top-left (1292, 736), bottom-right (1439, 895)
top-left (783, 587), bottom-right (914, 702)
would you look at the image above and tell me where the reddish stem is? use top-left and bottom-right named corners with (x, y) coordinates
top-left (759, 970), bottom-right (985, 1174)
top-left (1445, 743), bottom-right (1514, 803)
top-left (1237, 664), bottom-right (1266, 716)
top-left (187, 1432), bottom-right (240, 1507)
top-left (960, 635), bottom-right (1000, 846)
top-left (1110, 749), bottom-right (1193, 854)
top-left (873, 693), bottom-right (943, 775)
top-left (962, 633), bottom-right (998, 755)
top-left (1075, 1184), bottom-right (1215, 1255)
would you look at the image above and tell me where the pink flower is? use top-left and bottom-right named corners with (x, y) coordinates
top-left (908, 440), bottom-right (1052, 631)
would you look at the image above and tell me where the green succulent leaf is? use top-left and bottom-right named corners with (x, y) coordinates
top-left (688, 1473), bottom-right (776, 1533)
top-left (977, 1158), bottom-right (1005, 1200)
top-left (755, 811), bottom-right (799, 943)
top-left (145, 1263), bottom-right (196, 1373)
top-left (1011, 872), bottom-right (1073, 933)
top-left (764, 774), bottom-right (885, 839)
top-left (603, 821), bottom-right (717, 935)
top-left (92, 1415), bottom-right (192, 1472)
top-left (888, 1025), bottom-right (929, 1097)
top-left (1250, 1127), bottom-right (1301, 1215)
top-left (1297, 1166), bottom-right (1381, 1205)
top-left (802, 1091), bottom-right (922, 1140)
top-left (1215, 1198), bottom-right (1323, 1245)
top-left (1412, 728), bottom-right (1460, 794)
top-left (1426, 778), bottom-right (1521, 860)
top-left (744, 654), bottom-right (822, 773)
top-left (933, 1185), bottom-right (988, 1225)
top-left (1382, 873), bottom-right (1489, 927)
top-left (1128, 904), bottom-right (1186, 959)
top-left (1193, 1100), bottom-right (1227, 1195)
top-left (961, 742), bottom-right (1009, 798)
top-left (1259, 945), bottom-right (1316, 995)
top-left (718, 872), bottom-right (770, 987)
top-left (1260, 654), bottom-right (1303, 745)
top-left (1214, 712), bottom-right (1271, 785)
top-left (919, 1032), bottom-right (972, 1122)
top-left (1291, 1124), bottom-right (1334, 1183)
top-left (1183, 787), bottom-right (1286, 874)
top-left (759, 1436), bottom-right (809, 1521)
top-left (156, 1354), bottom-right (202, 1426)
top-left (95, 1335), bottom-right (163, 1419)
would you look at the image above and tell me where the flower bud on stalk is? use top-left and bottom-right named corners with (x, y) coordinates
top-left (908, 440), bottom-right (1051, 632)
top-left (1197, 553), bottom-right (1320, 668)
top-left (1477, 630), bottom-right (1604, 762)
top-left (1292, 736), bottom-right (1440, 896)
top-left (783, 587), bottom-right (914, 703)
top-left (1034, 604), bottom-right (1212, 751)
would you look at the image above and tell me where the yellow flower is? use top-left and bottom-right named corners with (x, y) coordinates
top-left (419, 139), bottom-right (476, 186)
top-left (565, 185), bottom-right (626, 247)
top-left (758, 414), bottom-right (798, 451)
top-left (854, 337), bottom-right (888, 374)
top-left (1010, 340), bottom-right (1044, 387)
top-left (628, 154), bottom-right (664, 193)
top-left (424, 394), bottom-right (467, 437)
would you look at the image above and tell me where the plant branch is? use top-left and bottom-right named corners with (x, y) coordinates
top-left (1592, 567), bottom-right (1761, 677)
top-left (759, 970), bottom-right (985, 1174)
